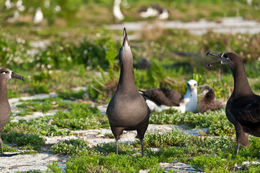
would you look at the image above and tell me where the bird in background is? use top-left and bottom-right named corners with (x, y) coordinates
top-left (140, 79), bottom-right (198, 113)
top-left (198, 84), bottom-right (225, 113)
top-left (4, 0), bottom-right (12, 9)
top-left (113, 0), bottom-right (124, 21)
top-left (138, 4), bottom-right (169, 20)
top-left (33, 7), bottom-right (44, 24)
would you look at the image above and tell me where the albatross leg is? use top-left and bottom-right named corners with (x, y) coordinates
top-left (235, 144), bottom-right (240, 155)
top-left (0, 137), bottom-right (4, 156)
top-left (140, 139), bottom-right (144, 156)
top-left (116, 139), bottom-right (119, 155)
top-left (234, 124), bottom-right (248, 155)
top-left (111, 127), bottom-right (123, 155)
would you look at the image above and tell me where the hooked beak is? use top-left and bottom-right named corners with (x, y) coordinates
top-left (206, 52), bottom-right (224, 67)
top-left (11, 72), bottom-right (25, 81)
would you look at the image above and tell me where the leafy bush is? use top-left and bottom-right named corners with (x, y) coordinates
top-left (50, 139), bottom-right (90, 155)
top-left (37, 37), bottom-right (115, 71)
top-left (16, 99), bottom-right (53, 116)
top-left (4, 117), bottom-right (69, 137)
top-left (21, 0), bottom-right (82, 25)
top-left (0, 34), bottom-right (32, 70)
top-left (57, 89), bottom-right (86, 100)
top-left (29, 81), bottom-right (50, 94)
top-left (2, 131), bottom-right (45, 150)
top-left (52, 103), bottom-right (109, 130)
top-left (150, 110), bottom-right (235, 136)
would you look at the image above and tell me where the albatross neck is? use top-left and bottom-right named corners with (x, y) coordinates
top-left (117, 58), bottom-right (138, 93)
top-left (0, 80), bottom-right (8, 103)
top-left (231, 62), bottom-right (253, 98)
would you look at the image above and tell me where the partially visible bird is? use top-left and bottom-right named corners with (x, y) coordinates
top-left (5, 10), bottom-right (19, 23)
top-left (16, 0), bottom-right (25, 12)
top-left (198, 84), bottom-right (225, 113)
top-left (138, 5), bottom-right (169, 20)
top-left (0, 68), bottom-right (24, 156)
top-left (135, 58), bottom-right (151, 70)
top-left (247, 0), bottom-right (253, 5)
top-left (207, 52), bottom-right (260, 155)
top-left (113, 0), bottom-right (124, 21)
top-left (140, 79), bottom-right (198, 113)
top-left (4, 0), bottom-right (12, 9)
top-left (157, 8), bottom-right (169, 20)
top-left (106, 28), bottom-right (150, 156)
top-left (33, 7), bottom-right (44, 24)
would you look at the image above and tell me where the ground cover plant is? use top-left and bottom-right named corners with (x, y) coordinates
top-left (0, 0), bottom-right (260, 172)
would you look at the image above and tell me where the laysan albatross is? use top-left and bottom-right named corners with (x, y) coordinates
top-left (140, 79), bottom-right (198, 113)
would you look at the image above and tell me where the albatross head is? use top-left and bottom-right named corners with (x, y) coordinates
top-left (207, 52), bottom-right (242, 69)
top-left (119, 28), bottom-right (133, 64)
top-left (187, 79), bottom-right (197, 93)
top-left (0, 68), bottom-right (25, 81)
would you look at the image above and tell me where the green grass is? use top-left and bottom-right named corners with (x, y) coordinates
top-left (50, 139), bottom-right (90, 155)
top-left (150, 109), bottom-right (235, 136)
top-left (1, 1), bottom-right (260, 172)
top-left (2, 131), bottom-right (45, 151)
top-left (46, 134), bottom-right (260, 172)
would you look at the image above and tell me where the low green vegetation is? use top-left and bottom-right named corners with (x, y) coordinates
top-left (47, 133), bottom-right (260, 172)
top-left (150, 109), bottom-right (235, 136)
top-left (50, 139), bottom-right (90, 155)
top-left (2, 131), bottom-right (45, 150)
top-left (1, 0), bottom-right (260, 172)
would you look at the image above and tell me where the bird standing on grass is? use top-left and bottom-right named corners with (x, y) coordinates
top-left (207, 52), bottom-right (260, 155)
top-left (106, 28), bottom-right (150, 156)
top-left (0, 68), bottom-right (24, 156)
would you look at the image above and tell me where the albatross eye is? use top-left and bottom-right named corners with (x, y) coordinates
top-left (1, 71), bottom-right (9, 74)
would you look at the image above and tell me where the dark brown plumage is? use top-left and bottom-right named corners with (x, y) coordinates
top-left (207, 52), bottom-right (260, 155)
top-left (139, 79), bottom-right (198, 113)
top-left (140, 88), bottom-right (183, 106)
top-left (106, 28), bottom-right (150, 156)
top-left (0, 68), bottom-right (24, 156)
top-left (199, 85), bottom-right (224, 113)
top-left (136, 58), bottom-right (151, 70)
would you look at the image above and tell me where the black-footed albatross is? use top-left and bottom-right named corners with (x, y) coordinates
top-left (140, 79), bottom-right (198, 113)
top-left (207, 52), bottom-right (260, 155)
top-left (0, 68), bottom-right (24, 156)
top-left (106, 28), bottom-right (150, 156)
top-left (198, 84), bottom-right (225, 113)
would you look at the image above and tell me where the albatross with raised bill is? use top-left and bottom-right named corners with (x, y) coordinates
top-left (106, 28), bottom-right (150, 156)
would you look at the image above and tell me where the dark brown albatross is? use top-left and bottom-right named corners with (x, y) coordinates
top-left (106, 28), bottom-right (150, 156)
top-left (198, 84), bottom-right (224, 113)
top-left (0, 68), bottom-right (24, 156)
top-left (207, 52), bottom-right (260, 155)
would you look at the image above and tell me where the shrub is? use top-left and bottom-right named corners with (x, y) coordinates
top-left (2, 131), bottom-right (45, 150)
